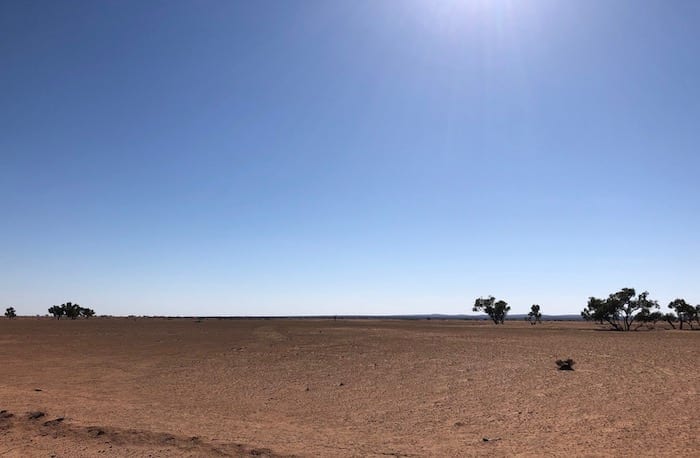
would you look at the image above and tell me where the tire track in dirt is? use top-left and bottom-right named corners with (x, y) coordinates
top-left (0, 408), bottom-right (288, 457)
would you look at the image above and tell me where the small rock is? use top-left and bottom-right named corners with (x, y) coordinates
top-left (28, 411), bottom-right (46, 420)
top-left (555, 358), bottom-right (575, 371)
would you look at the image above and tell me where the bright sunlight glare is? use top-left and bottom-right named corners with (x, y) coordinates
top-left (403, 0), bottom-right (546, 44)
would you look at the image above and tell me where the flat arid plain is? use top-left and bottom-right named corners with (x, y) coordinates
top-left (0, 318), bottom-right (697, 457)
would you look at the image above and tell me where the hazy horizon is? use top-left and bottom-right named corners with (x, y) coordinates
top-left (3, 1), bottom-right (699, 317)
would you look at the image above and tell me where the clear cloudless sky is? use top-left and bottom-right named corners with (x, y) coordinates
top-left (2, 0), bottom-right (699, 316)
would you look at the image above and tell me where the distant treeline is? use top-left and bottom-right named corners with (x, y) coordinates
top-left (472, 288), bottom-right (699, 331)
top-left (4, 288), bottom-right (699, 331)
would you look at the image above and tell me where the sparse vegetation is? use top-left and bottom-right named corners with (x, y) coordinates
top-left (581, 288), bottom-right (659, 331)
top-left (473, 296), bottom-right (510, 324)
top-left (48, 302), bottom-right (95, 320)
top-left (527, 304), bottom-right (542, 325)
top-left (5, 307), bottom-right (17, 319)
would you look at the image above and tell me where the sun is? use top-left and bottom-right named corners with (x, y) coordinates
top-left (402, 0), bottom-right (538, 49)
top-left (413, 0), bottom-right (518, 21)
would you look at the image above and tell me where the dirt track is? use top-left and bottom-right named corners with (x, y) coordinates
top-left (0, 318), bottom-right (698, 457)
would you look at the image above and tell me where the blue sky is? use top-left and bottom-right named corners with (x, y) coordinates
top-left (2, 0), bottom-right (699, 316)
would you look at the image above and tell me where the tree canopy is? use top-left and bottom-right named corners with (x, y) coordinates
top-left (48, 302), bottom-right (95, 320)
top-left (473, 296), bottom-right (510, 324)
top-left (668, 299), bottom-right (698, 330)
top-left (581, 288), bottom-right (659, 331)
top-left (527, 304), bottom-right (542, 324)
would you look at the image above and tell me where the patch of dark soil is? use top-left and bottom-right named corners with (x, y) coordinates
top-left (43, 417), bottom-right (65, 427)
top-left (2, 408), bottom-right (288, 457)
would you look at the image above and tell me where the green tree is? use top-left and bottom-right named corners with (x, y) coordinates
top-left (581, 296), bottom-right (620, 330)
top-left (668, 299), bottom-right (697, 330)
top-left (5, 307), bottom-right (16, 319)
top-left (527, 304), bottom-right (542, 325)
top-left (581, 288), bottom-right (659, 331)
top-left (634, 310), bottom-right (664, 330)
top-left (48, 305), bottom-right (65, 319)
top-left (473, 296), bottom-right (510, 324)
top-left (62, 302), bottom-right (82, 320)
top-left (48, 302), bottom-right (95, 320)
top-left (663, 312), bottom-right (678, 329)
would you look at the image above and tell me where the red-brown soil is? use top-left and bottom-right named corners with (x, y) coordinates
top-left (0, 318), bottom-right (697, 456)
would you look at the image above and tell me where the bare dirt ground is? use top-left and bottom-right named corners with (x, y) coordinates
top-left (0, 318), bottom-right (698, 457)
